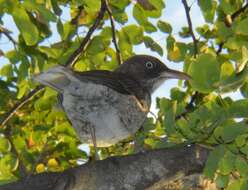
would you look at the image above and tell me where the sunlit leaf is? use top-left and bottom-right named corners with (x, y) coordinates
top-left (12, 6), bottom-right (39, 46)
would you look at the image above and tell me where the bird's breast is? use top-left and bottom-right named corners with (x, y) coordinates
top-left (61, 81), bottom-right (151, 147)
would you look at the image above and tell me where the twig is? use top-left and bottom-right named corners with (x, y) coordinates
top-left (231, 2), bottom-right (248, 20)
top-left (66, 0), bottom-right (107, 67)
top-left (0, 85), bottom-right (44, 128)
top-left (216, 42), bottom-right (224, 55)
top-left (0, 0), bottom-right (107, 128)
top-left (105, 0), bottom-right (122, 65)
top-left (175, 91), bottom-right (199, 120)
top-left (5, 127), bottom-right (27, 177)
top-left (0, 26), bottom-right (17, 47)
top-left (216, 2), bottom-right (248, 55)
top-left (182, 0), bottom-right (198, 57)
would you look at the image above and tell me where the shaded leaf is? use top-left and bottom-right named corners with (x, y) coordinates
top-left (203, 145), bottom-right (225, 179)
top-left (198, 0), bottom-right (217, 23)
top-left (157, 20), bottom-right (172, 34)
top-left (143, 36), bottom-right (163, 56)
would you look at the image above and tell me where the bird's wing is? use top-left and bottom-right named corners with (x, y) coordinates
top-left (75, 71), bottom-right (150, 103)
top-left (73, 70), bottom-right (133, 95)
top-left (33, 65), bottom-right (149, 101)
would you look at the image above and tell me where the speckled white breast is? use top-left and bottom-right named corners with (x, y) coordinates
top-left (62, 81), bottom-right (150, 147)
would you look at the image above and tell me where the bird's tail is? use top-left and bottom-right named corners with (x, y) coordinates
top-left (33, 66), bottom-right (72, 93)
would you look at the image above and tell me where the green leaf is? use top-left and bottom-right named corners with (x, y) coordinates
top-left (62, 22), bottom-right (77, 41)
top-left (143, 36), bottom-right (163, 56)
top-left (22, 1), bottom-right (57, 22)
top-left (235, 17), bottom-right (248, 36)
top-left (18, 57), bottom-right (29, 82)
top-left (0, 137), bottom-right (11, 153)
top-left (216, 174), bottom-right (229, 188)
top-left (110, 0), bottom-right (130, 10)
top-left (133, 3), bottom-right (157, 33)
top-left (227, 180), bottom-right (242, 190)
top-left (87, 36), bottom-right (110, 55)
top-left (198, 0), bottom-right (217, 23)
top-left (235, 157), bottom-right (248, 177)
top-left (118, 30), bottom-right (133, 60)
top-left (235, 134), bottom-right (247, 147)
top-left (170, 88), bottom-right (186, 102)
top-left (0, 64), bottom-right (13, 78)
top-left (17, 80), bottom-right (29, 99)
top-left (83, 0), bottom-right (101, 13)
top-left (203, 145), bottom-right (225, 179)
top-left (57, 19), bottom-right (64, 39)
top-left (188, 54), bottom-right (220, 93)
top-left (221, 122), bottom-right (248, 143)
top-left (240, 144), bottom-right (248, 155)
top-left (241, 82), bottom-right (248, 98)
top-left (228, 99), bottom-right (248, 118)
top-left (157, 20), bottom-right (172, 33)
top-left (162, 100), bottom-right (177, 135)
top-left (12, 6), bottom-right (39, 46)
top-left (123, 25), bottom-right (144, 45)
top-left (220, 0), bottom-right (243, 15)
top-left (219, 151), bottom-right (235, 175)
top-left (51, 0), bottom-right (62, 15)
top-left (215, 22), bottom-right (233, 41)
top-left (144, 138), bottom-right (171, 149)
top-left (0, 153), bottom-right (18, 172)
top-left (167, 42), bottom-right (187, 62)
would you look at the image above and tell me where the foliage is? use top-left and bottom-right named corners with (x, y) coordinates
top-left (0, 0), bottom-right (248, 189)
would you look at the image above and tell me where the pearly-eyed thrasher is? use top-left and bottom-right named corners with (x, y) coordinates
top-left (34, 55), bottom-right (190, 148)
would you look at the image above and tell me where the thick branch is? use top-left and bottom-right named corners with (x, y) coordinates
top-left (67, 0), bottom-right (107, 67)
top-left (0, 0), bottom-right (107, 128)
top-left (182, 0), bottom-right (198, 57)
top-left (105, 0), bottom-right (122, 65)
top-left (0, 145), bottom-right (209, 190)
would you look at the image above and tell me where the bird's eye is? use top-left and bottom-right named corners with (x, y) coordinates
top-left (146, 61), bottom-right (154, 69)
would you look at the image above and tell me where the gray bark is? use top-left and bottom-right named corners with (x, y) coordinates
top-left (0, 145), bottom-right (211, 190)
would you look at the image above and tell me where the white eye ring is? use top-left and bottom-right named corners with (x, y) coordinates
top-left (146, 61), bottom-right (154, 69)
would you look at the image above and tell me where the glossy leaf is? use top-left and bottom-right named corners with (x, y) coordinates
top-left (12, 6), bottom-right (39, 46)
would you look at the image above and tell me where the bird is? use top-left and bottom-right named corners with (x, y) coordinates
top-left (34, 55), bottom-right (191, 149)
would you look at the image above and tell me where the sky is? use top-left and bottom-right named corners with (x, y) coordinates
top-left (0, 0), bottom-right (242, 114)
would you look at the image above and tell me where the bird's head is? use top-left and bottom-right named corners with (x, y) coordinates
top-left (115, 55), bottom-right (191, 93)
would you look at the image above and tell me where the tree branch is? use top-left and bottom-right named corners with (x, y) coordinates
top-left (0, 85), bottom-right (44, 128)
top-left (231, 2), bottom-right (248, 20)
top-left (0, 145), bottom-right (209, 190)
top-left (67, 0), bottom-right (107, 67)
top-left (105, 0), bottom-right (122, 65)
top-left (0, 26), bottom-right (17, 47)
top-left (0, 0), bottom-right (107, 129)
top-left (175, 91), bottom-right (199, 120)
top-left (5, 127), bottom-right (27, 177)
top-left (217, 2), bottom-right (248, 55)
top-left (182, 0), bottom-right (198, 57)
